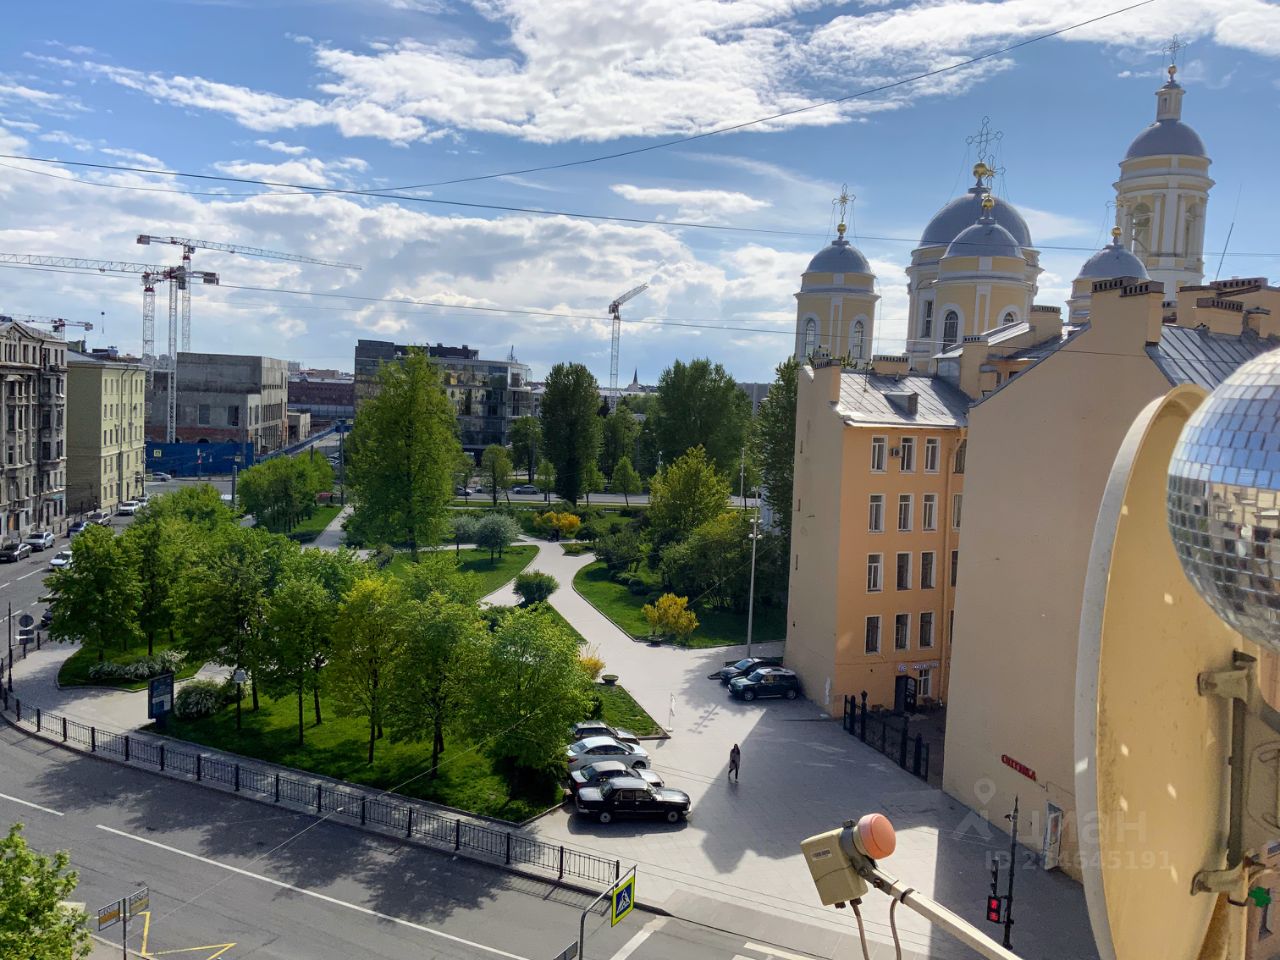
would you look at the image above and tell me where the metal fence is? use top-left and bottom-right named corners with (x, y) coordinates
top-left (0, 687), bottom-right (623, 888)
top-left (842, 692), bottom-right (931, 782)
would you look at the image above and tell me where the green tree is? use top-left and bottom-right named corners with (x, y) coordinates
top-left (481, 445), bottom-right (514, 507)
top-left (450, 513), bottom-right (478, 555)
top-left (610, 456), bottom-right (641, 507)
top-left (600, 407), bottom-right (639, 477)
top-left (347, 350), bottom-right (460, 559)
top-left (510, 416), bottom-right (541, 482)
top-left (121, 515), bottom-right (191, 655)
top-left (454, 605), bottom-right (590, 774)
top-left (642, 593), bottom-right (699, 644)
top-left (647, 446), bottom-right (731, 546)
top-left (0, 824), bottom-right (88, 960)
top-left (395, 550), bottom-right (481, 605)
top-left (595, 527), bottom-right (644, 575)
top-left (284, 548), bottom-right (363, 725)
top-left (652, 358), bottom-right (751, 474)
top-left (513, 571), bottom-right (559, 606)
top-left (238, 454), bottom-right (333, 533)
top-left (535, 459), bottom-right (556, 503)
top-left (581, 461), bottom-right (605, 505)
top-left (754, 357), bottom-right (799, 539)
top-left (48, 525), bottom-right (141, 662)
top-left (539, 362), bottom-right (601, 505)
top-left (475, 513), bottom-right (520, 562)
top-left (660, 511), bottom-right (752, 610)
top-left (385, 593), bottom-right (482, 777)
top-left (265, 576), bottom-right (334, 745)
top-left (331, 576), bottom-right (406, 764)
top-left (143, 483), bottom-right (234, 529)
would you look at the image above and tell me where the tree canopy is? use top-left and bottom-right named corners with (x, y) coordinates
top-left (652, 358), bottom-right (751, 475)
top-left (610, 456), bottom-right (641, 506)
top-left (236, 453), bottom-right (332, 532)
top-left (599, 407), bottom-right (639, 478)
top-left (646, 446), bottom-right (731, 545)
top-left (0, 825), bottom-right (88, 960)
top-left (509, 416), bottom-right (541, 482)
top-left (48, 525), bottom-right (141, 662)
top-left (481, 445), bottom-right (513, 506)
top-left (539, 362), bottom-right (601, 505)
top-left (754, 357), bottom-right (799, 539)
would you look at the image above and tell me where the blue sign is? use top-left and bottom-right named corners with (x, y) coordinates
top-left (148, 671), bottom-right (175, 720)
top-left (610, 875), bottom-right (635, 927)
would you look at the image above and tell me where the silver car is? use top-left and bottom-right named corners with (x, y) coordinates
top-left (565, 736), bottom-right (650, 772)
top-left (24, 531), bottom-right (55, 551)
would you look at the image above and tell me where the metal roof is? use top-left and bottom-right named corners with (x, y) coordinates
top-left (1148, 325), bottom-right (1278, 391)
top-left (836, 372), bottom-right (969, 427)
top-left (1125, 119), bottom-right (1207, 160)
top-left (921, 185), bottom-right (1032, 249)
top-left (806, 237), bottom-right (871, 274)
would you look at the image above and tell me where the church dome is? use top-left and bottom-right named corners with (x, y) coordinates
top-left (806, 234), bottom-right (871, 274)
top-left (1076, 231), bottom-right (1149, 281)
top-left (945, 200), bottom-right (1024, 260)
top-left (922, 184), bottom-right (1032, 249)
top-left (1124, 120), bottom-right (1206, 160)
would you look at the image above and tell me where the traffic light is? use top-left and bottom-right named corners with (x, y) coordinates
top-left (986, 896), bottom-right (1003, 924)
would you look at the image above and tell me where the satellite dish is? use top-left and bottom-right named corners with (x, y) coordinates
top-left (1076, 380), bottom-right (1280, 960)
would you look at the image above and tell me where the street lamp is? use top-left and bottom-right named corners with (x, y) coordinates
top-left (232, 667), bottom-right (247, 731)
top-left (745, 512), bottom-right (763, 659)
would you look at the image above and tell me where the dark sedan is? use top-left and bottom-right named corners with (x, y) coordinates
top-left (0, 542), bottom-right (32, 563)
top-left (575, 777), bottom-right (690, 824)
top-left (710, 656), bottom-right (783, 684)
top-left (569, 760), bottom-right (664, 795)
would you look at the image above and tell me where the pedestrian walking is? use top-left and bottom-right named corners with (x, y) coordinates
top-left (728, 743), bottom-right (741, 782)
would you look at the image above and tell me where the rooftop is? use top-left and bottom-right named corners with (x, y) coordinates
top-left (1148, 325), bottom-right (1278, 391)
top-left (836, 372), bottom-right (969, 427)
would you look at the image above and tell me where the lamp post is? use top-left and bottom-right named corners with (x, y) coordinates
top-left (232, 667), bottom-right (247, 731)
top-left (745, 512), bottom-right (762, 659)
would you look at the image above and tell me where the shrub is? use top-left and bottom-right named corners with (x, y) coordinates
top-left (174, 678), bottom-right (227, 720)
top-left (514, 571), bottom-right (559, 606)
top-left (628, 579), bottom-right (649, 596)
top-left (87, 650), bottom-right (184, 681)
top-left (579, 644), bottom-right (605, 680)
top-left (562, 543), bottom-right (592, 556)
top-left (373, 544), bottom-right (395, 569)
top-left (576, 521), bottom-right (600, 542)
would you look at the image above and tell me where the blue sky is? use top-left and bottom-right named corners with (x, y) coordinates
top-left (0, 0), bottom-right (1277, 383)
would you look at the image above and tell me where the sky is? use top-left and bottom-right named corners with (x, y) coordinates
top-left (0, 0), bottom-right (1278, 384)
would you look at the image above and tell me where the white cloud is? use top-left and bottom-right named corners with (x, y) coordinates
top-left (1018, 206), bottom-right (1094, 242)
top-left (100, 146), bottom-right (165, 167)
top-left (213, 157), bottom-right (369, 189)
top-left (0, 79), bottom-right (78, 111)
top-left (610, 184), bottom-right (771, 223)
top-left (254, 139), bottom-right (308, 156)
top-left (38, 130), bottom-right (93, 152)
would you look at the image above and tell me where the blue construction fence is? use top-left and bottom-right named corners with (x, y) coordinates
top-left (146, 441), bottom-right (255, 477)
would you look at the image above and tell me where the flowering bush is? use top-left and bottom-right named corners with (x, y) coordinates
top-left (87, 650), bottom-right (184, 681)
top-left (174, 679), bottom-right (226, 720)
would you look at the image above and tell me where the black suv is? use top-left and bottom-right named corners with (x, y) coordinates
top-left (575, 777), bottom-right (690, 824)
top-left (711, 656), bottom-right (783, 684)
top-left (728, 667), bottom-right (801, 702)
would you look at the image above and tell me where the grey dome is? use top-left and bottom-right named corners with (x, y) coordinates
top-left (1076, 238), bottom-right (1149, 281)
top-left (945, 217), bottom-right (1023, 260)
top-left (805, 237), bottom-right (871, 275)
top-left (1125, 119), bottom-right (1207, 160)
top-left (922, 185), bottom-right (1032, 249)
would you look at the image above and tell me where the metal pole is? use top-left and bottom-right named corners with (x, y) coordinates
top-left (120, 899), bottom-right (127, 960)
top-left (231, 465), bottom-right (238, 509)
top-left (745, 513), bottom-right (759, 659)
top-left (870, 872), bottom-right (1023, 960)
top-left (739, 447), bottom-right (746, 509)
top-left (339, 426), bottom-right (345, 507)
top-left (1004, 796), bottom-right (1019, 949)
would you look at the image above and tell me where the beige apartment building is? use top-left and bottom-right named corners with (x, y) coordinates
top-left (67, 349), bottom-right (148, 514)
top-left (0, 318), bottom-right (68, 538)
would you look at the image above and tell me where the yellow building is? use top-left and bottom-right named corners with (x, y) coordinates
top-left (67, 349), bottom-right (148, 514)
top-left (793, 219), bottom-right (879, 363)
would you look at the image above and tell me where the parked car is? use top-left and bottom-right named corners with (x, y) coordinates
top-left (454, 485), bottom-right (474, 496)
top-left (711, 656), bottom-right (784, 685)
top-left (728, 667), bottom-right (802, 702)
top-left (575, 777), bottom-right (690, 824)
top-left (570, 721), bottom-right (640, 746)
top-left (565, 736), bottom-right (650, 772)
top-left (136, 494), bottom-right (151, 507)
top-left (86, 511), bottom-right (111, 526)
top-left (151, 472), bottom-right (172, 482)
top-left (511, 484), bottom-right (539, 495)
top-left (569, 760), bottom-right (664, 795)
top-left (23, 531), bottom-right (55, 551)
top-left (0, 542), bottom-right (33, 563)
top-left (116, 500), bottom-right (140, 516)
top-left (67, 521), bottom-right (88, 538)
top-left (48, 549), bottom-right (73, 570)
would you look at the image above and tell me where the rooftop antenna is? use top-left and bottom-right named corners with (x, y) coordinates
top-left (1213, 183), bottom-right (1244, 282)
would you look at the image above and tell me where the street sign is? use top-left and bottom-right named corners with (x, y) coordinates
top-left (552, 944), bottom-right (578, 960)
top-left (17, 613), bottom-right (33, 628)
top-left (97, 900), bottom-right (122, 931)
top-left (610, 874), bottom-right (636, 927)
top-left (148, 673), bottom-right (175, 721)
top-left (128, 886), bottom-right (150, 918)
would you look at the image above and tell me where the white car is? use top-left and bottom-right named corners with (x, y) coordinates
top-left (48, 550), bottom-right (73, 570)
top-left (116, 500), bottom-right (140, 515)
top-left (565, 736), bottom-right (650, 773)
top-left (24, 531), bottom-right (55, 551)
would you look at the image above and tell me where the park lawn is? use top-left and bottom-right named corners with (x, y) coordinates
top-left (285, 503), bottom-right (344, 542)
top-left (158, 690), bottom-right (557, 820)
top-left (58, 636), bottom-right (202, 691)
top-left (387, 545), bottom-right (536, 596)
top-left (596, 683), bottom-right (663, 736)
top-left (573, 561), bottom-right (786, 650)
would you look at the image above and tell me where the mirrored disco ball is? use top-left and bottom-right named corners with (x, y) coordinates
top-left (1168, 347), bottom-right (1280, 652)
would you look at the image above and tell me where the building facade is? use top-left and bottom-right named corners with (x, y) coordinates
top-left (66, 349), bottom-right (147, 514)
top-left (288, 373), bottom-right (355, 426)
top-left (0, 320), bottom-right (68, 537)
top-left (146, 352), bottom-right (289, 454)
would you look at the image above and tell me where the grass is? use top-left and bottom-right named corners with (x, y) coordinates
top-left (387, 545), bottom-right (537, 596)
top-left (561, 543), bottom-right (593, 556)
top-left (58, 636), bottom-right (202, 691)
top-left (595, 683), bottom-right (663, 736)
top-left (158, 690), bottom-right (556, 820)
top-left (573, 560), bottom-right (787, 650)
top-left (285, 503), bottom-right (344, 543)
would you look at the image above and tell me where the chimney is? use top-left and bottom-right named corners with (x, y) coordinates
top-left (871, 353), bottom-right (910, 377)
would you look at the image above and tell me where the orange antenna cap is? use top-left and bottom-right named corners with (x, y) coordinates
top-left (855, 813), bottom-right (897, 860)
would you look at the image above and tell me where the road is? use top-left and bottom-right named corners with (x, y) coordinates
top-left (0, 725), bottom-right (828, 960)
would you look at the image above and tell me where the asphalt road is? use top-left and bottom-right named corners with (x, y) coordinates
top-left (0, 725), bottom-right (826, 960)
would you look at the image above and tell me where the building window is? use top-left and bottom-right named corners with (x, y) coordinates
top-left (924, 438), bottom-right (939, 473)
top-left (894, 613), bottom-right (910, 651)
top-left (896, 552), bottom-right (911, 590)
top-left (865, 616), bottom-right (881, 654)
top-left (869, 495), bottom-right (884, 533)
top-left (867, 554), bottom-right (883, 593)
top-left (897, 494), bottom-right (912, 531)
top-left (198, 404), bottom-right (211, 426)
top-left (918, 668), bottom-right (933, 698)
top-left (900, 437), bottom-right (915, 472)
top-left (951, 550), bottom-right (959, 588)
top-left (228, 405), bottom-right (240, 427)
top-left (954, 439), bottom-right (967, 474)
top-left (921, 552), bottom-right (936, 590)
top-left (920, 611), bottom-right (935, 648)
top-left (922, 494), bottom-right (937, 531)
top-left (1002, 311), bottom-right (1017, 325)
top-left (952, 493), bottom-right (963, 529)
top-left (921, 300), bottom-right (934, 340)
top-left (943, 310), bottom-right (960, 348)
top-left (803, 318), bottom-right (818, 358)
top-left (851, 319), bottom-right (866, 360)
top-left (870, 436), bottom-right (887, 472)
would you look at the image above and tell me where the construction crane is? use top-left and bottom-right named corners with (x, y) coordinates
top-left (0, 312), bottom-right (94, 335)
top-left (137, 235), bottom-right (360, 352)
top-left (608, 284), bottom-right (648, 408)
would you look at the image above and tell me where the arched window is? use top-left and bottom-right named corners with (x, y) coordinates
top-left (802, 318), bottom-right (818, 358)
top-left (850, 319), bottom-right (866, 359)
top-left (1002, 311), bottom-right (1017, 325)
top-left (921, 300), bottom-right (934, 339)
top-left (1131, 203), bottom-right (1152, 255)
top-left (942, 311), bottom-right (960, 349)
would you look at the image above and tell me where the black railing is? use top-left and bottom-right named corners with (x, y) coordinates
top-left (0, 688), bottom-right (623, 888)
top-left (843, 692), bottom-right (930, 782)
